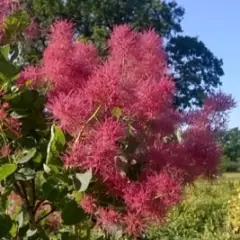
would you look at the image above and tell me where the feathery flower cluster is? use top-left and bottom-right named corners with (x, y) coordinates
top-left (19, 21), bottom-right (235, 236)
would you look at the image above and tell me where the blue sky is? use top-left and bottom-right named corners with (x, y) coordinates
top-left (177, 0), bottom-right (240, 128)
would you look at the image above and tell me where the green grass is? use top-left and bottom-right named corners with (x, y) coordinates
top-left (223, 172), bottom-right (240, 180)
top-left (147, 176), bottom-right (240, 240)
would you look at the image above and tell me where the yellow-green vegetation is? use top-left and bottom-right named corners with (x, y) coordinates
top-left (223, 172), bottom-right (240, 180)
top-left (228, 184), bottom-right (240, 234)
top-left (147, 176), bottom-right (240, 240)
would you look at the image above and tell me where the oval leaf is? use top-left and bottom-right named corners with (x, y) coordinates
top-left (26, 229), bottom-right (38, 237)
top-left (15, 168), bottom-right (36, 181)
top-left (0, 214), bottom-right (13, 238)
top-left (61, 200), bottom-right (86, 225)
top-left (0, 51), bottom-right (19, 83)
top-left (0, 164), bottom-right (17, 181)
top-left (0, 45), bottom-right (10, 59)
top-left (17, 148), bottom-right (36, 164)
top-left (75, 169), bottom-right (92, 192)
top-left (46, 124), bottom-right (65, 166)
top-left (42, 178), bottom-right (68, 202)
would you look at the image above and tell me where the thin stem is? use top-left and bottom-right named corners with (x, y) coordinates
top-left (36, 207), bottom-right (55, 224)
top-left (31, 179), bottom-right (36, 206)
top-left (74, 105), bottom-right (101, 147)
top-left (13, 182), bottom-right (24, 199)
top-left (74, 225), bottom-right (81, 240)
top-left (19, 181), bottom-right (31, 208)
top-left (19, 181), bottom-right (36, 228)
top-left (33, 200), bottom-right (44, 214)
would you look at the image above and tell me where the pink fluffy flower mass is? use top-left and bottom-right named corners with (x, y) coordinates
top-left (19, 20), bottom-right (235, 236)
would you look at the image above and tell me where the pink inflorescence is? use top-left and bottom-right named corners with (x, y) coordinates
top-left (19, 21), bottom-right (235, 236)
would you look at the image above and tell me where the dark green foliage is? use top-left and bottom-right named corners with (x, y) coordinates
top-left (167, 36), bottom-right (224, 108)
top-left (222, 128), bottom-right (240, 163)
top-left (0, 214), bottom-right (13, 238)
top-left (221, 128), bottom-right (240, 172)
top-left (61, 200), bottom-right (86, 225)
top-left (0, 43), bottom-right (92, 239)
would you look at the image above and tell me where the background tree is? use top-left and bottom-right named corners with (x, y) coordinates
top-left (221, 128), bottom-right (240, 172)
top-left (21, 0), bottom-right (224, 109)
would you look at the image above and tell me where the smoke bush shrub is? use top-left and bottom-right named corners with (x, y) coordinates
top-left (0, 2), bottom-right (235, 238)
top-left (18, 20), bottom-right (235, 237)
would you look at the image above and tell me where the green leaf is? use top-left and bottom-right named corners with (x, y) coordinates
top-left (74, 169), bottom-right (92, 192)
top-left (17, 211), bottom-right (24, 228)
top-left (17, 148), bottom-right (37, 164)
top-left (42, 178), bottom-right (68, 203)
top-left (0, 45), bottom-right (10, 60)
top-left (0, 50), bottom-right (19, 83)
top-left (43, 163), bottom-right (61, 174)
top-left (61, 200), bottom-right (86, 225)
top-left (10, 90), bottom-right (40, 113)
top-left (15, 168), bottom-right (36, 181)
top-left (18, 225), bottom-right (29, 238)
top-left (0, 189), bottom-right (11, 211)
top-left (112, 107), bottom-right (122, 120)
top-left (61, 232), bottom-right (76, 240)
top-left (33, 152), bottom-right (42, 164)
top-left (0, 214), bottom-right (13, 238)
top-left (43, 164), bottom-right (51, 174)
top-left (9, 223), bottom-right (18, 238)
top-left (46, 124), bottom-right (65, 167)
top-left (0, 164), bottom-right (17, 181)
top-left (35, 171), bottom-right (45, 188)
top-left (73, 191), bottom-right (83, 202)
top-left (26, 229), bottom-right (38, 238)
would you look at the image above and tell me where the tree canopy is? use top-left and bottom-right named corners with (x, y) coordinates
top-left (21, 0), bottom-right (224, 109)
top-left (222, 128), bottom-right (240, 163)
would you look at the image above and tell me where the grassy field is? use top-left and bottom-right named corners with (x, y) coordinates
top-left (147, 174), bottom-right (240, 240)
top-left (223, 172), bottom-right (240, 180)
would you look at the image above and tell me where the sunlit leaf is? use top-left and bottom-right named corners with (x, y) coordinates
top-left (0, 45), bottom-right (10, 60)
top-left (17, 148), bottom-right (36, 164)
top-left (46, 124), bottom-right (65, 167)
top-left (112, 107), bottom-right (122, 120)
top-left (15, 168), bottom-right (36, 181)
top-left (74, 169), bottom-right (92, 192)
top-left (0, 164), bottom-right (17, 181)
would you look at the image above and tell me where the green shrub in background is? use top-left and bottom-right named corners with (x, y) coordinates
top-left (221, 155), bottom-right (240, 172)
top-left (147, 179), bottom-right (240, 240)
